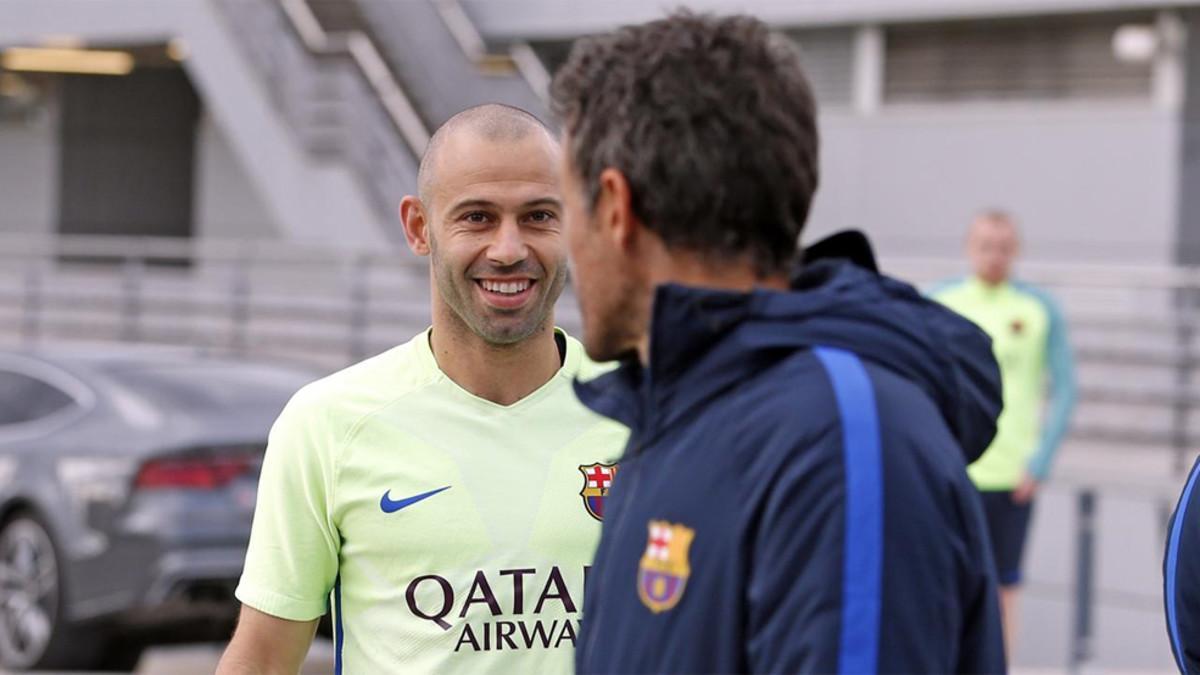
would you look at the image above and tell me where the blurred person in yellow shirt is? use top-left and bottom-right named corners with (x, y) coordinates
top-left (933, 210), bottom-right (1078, 654)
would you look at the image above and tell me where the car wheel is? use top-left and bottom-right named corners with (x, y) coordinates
top-left (0, 514), bottom-right (102, 671)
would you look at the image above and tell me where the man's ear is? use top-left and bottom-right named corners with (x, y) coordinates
top-left (399, 195), bottom-right (431, 257)
top-left (596, 168), bottom-right (639, 252)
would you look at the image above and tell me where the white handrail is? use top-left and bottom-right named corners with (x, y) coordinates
top-left (432, 0), bottom-right (490, 60)
top-left (6, 232), bottom-right (1200, 290)
top-left (277, 0), bottom-right (430, 154)
top-left (509, 41), bottom-right (552, 102)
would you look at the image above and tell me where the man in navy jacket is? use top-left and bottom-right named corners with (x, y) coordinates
top-left (1166, 455), bottom-right (1200, 673)
top-left (550, 12), bottom-right (1007, 673)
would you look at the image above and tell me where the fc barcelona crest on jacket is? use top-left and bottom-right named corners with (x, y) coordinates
top-left (638, 520), bottom-right (695, 613)
top-left (579, 463), bottom-right (618, 521)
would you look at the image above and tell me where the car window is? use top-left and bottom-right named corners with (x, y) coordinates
top-left (0, 369), bottom-right (77, 426)
top-left (112, 364), bottom-right (310, 411)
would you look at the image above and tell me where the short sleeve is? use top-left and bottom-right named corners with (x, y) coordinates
top-left (235, 386), bottom-right (341, 621)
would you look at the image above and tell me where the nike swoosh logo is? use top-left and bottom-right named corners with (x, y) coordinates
top-left (380, 486), bottom-right (451, 514)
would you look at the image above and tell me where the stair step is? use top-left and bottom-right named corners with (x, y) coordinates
top-left (305, 0), bottom-right (370, 34)
top-left (304, 130), bottom-right (349, 157)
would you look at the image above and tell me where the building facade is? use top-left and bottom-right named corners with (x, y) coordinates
top-left (0, 0), bottom-right (1197, 264)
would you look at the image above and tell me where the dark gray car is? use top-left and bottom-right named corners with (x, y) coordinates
top-left (0, 345), bottom-right (317, 671)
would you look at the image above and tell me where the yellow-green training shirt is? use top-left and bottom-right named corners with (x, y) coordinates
top-left (933, 277), bottom-right (1077, 490)
top-left (235, 329), bottom-right (629, 673)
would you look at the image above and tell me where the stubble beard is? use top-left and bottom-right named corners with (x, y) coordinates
top-left (580, 272), bottom-right (644, 363)
top-left (432, 248), bottom-right (566, 347)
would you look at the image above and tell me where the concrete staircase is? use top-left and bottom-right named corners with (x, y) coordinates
top-left (344, 0), bottom-right (548, 127)
top-left (213, 0), bottom-right (426, 228)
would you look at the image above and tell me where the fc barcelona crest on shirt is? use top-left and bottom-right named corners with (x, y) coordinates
top-left (578, 463), bottom-right (618, 521)
top-left (638, 520), bottom-right (695, 613)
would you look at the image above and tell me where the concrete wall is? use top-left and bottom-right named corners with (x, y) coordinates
top-left (0, 94), bottom-right (278, 241)
top-left (0, 93), bottom-right (58, 236)
top-left (808, 104), bottom-right (1179, 264)
top-left (194, 113), bottom-right (277, 240)
top-left (1176, 9), bottom-right (1200, 263)
top-left (467, 0), bottom-right (1185, 267)
top-left (1, 0), bottom-right (1182, 263)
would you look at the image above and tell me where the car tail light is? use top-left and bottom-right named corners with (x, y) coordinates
top-left (134, 447), bottom-right (261, 490)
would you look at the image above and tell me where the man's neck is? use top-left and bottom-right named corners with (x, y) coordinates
top-left (974, 275), bottom-right (1010, 289)
top-left (635, 253), bottom-right (789, 365)
top-left (429, 312), bottom-right (562, 407)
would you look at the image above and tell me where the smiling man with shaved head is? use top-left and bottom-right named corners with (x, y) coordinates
top-left (218, 104), bottom-right (628, 674)
top-left (413, 104), bottom-right (568, 354)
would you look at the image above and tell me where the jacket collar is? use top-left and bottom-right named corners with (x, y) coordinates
top-left (574, 230), bottom-right (1002, 465)
top-left (574, 230), bottom-right (881, 440)
top-left (573, 284), bottom-right (774, 441)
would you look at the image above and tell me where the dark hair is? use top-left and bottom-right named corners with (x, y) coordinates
top-left (550, 12), bottom-right (819, 276)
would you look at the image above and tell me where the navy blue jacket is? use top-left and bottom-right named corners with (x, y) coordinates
top-left (575, 237), bottom-right (1006, 674)
top-left (1165, 455), bottom-right (1200, 673)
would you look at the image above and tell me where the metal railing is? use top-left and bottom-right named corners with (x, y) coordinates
top-left (0, 235), bottom-right (435, 370)
top-left (888, 256), bottom-right (1200, 470)
top-left (1033, 474), bottom-right (1183, 672)
top-left (2, 235), bottom-right (1195, 440)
